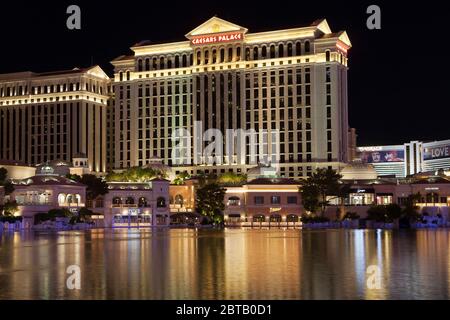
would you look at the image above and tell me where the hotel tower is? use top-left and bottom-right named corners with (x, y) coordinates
top-left (0, 17), bottom-right (351, 179)
top-left (0, 66), bottom-right (111, 172)
top-left (111, 17), bottom-right (351, 178)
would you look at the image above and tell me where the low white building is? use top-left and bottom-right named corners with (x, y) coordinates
top-left (11, 165), bottom-right (87, 228)
top-left (89, 178), bottom-right (171, 227)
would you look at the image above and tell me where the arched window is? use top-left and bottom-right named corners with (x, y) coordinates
top-left (204, 50), bottom-right (209, 64)
top-left (253, 215), bottom-right (266, 223)
top-left (160, 57), bottom-right (165, 69)
top-left (253, 47), bottom-right (258, 60)
top-left (157, 197), bottom-right (166, 208)
top-left (304, 40), bottom-right (311, 53)
top-left (174, 194), bottom-right (184, 206)
top-left (212, 49), bottom-right (217, 63)
top-left (287, 214), bottom-right (299, 222)
top-left (182, 54), bottom-right (187, 67)
top-left (138, 197), bottom-right (148, 207)
top-left (228, 47), bottom-right (233, 62)
top-left (153, 57), bottom-right (158, 70)
top-left (278, 43), bottom-right (284, 58)
top-left (295, 42), bottom-right (301, 56)
top-left (175, 56), bottom-right (180, 68)
top-left (145, 58), bottom-right (150, 71)
top-left (269, 214), bottom-right (282, 222)
top-left (58, 193), bottom-right (66, 206)
top-left (137, 59), bottom-right (143, 72)
top-left (227, 196), bottom-right (240, 206)
top-left (261, 46), bottom-right (267, 58)
top-left (245, 48), bottom-right (250, 60)
top-left (236, 47), bottom-right (241, 61)
top-left (220, 48), bottom-right (225, 62)
top-left (189, 53), bottom-right (193, 66)
top-left (113, 197), bottom-right (122, 205)
top-left (270, 45), bottom-right (275, 58)
top-left (287, 43), bottom-right (293, 56)
top-left (196, 50), bottom-right (201, 65)
top-left (67, 194), bottom-right (74, 204)
top-left (119, 72), bottom-right (123, 82)
top-left (325, 50), bottom-right (331, 62)
top-left (125, 197), bottom-right (134, 205)
top-left (167, 57), bottom-right (172, 69)
top-left (126, 71), bottom-right (130, 81)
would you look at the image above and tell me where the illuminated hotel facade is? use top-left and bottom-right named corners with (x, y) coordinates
top-left (0, 67), bottom-right (111, 172)
top-left (110, 17), bottom-right (352, 179)
top-left (357, 139), bottom-right (450, 178)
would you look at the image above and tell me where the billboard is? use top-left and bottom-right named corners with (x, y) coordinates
top-left (423, 144), bottom-right (450, 160)
top-left (359, 149), bottom-right (404, 163)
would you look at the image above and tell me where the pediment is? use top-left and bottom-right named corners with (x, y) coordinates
top-left (186, 16), bottom-right (247, 38)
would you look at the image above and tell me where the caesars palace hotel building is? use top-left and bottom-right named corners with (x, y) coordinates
top-left (110, 17), bottom-right (351, 178)
top-left (0, 17), bottom-right (352, 179)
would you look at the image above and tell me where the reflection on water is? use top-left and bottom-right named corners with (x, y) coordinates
top-left (1, 228), bottom-right (450, 299)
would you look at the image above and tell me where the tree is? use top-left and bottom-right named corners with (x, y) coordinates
top-left (367, 204), bottom-right (402, 223)
top-left (300, 168), bottom-right (343, 216)
top-left (0, 167), bottom-right (7, 182)
top-left (0, 168), bottom-right (14, 195)
top-left (195, 171), bottom-right (217, 186)
top-left (173, 172), bottom-right (191, 185)
top-left (105, 167), bottom-right (167, 183)
top-left (67, 174), bottom-right (108, 200)
top-left (402, 193), bottom-right (421, 222)
top-left (367, 205), bottom-right (387, 222)
top-left (1, 200), bottom-right (18, 216)
top-left (217, 172), bottom-right (247, 186)
top-left (300, 183), bottom-right (320, 214)
top-left (385, 203), bottom-right (402, 222)
top-left (195, 183), bottom-right (226, 222)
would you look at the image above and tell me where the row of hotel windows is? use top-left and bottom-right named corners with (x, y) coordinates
top-left (118, 67), bottom-right (310, 99)
top-left (134, 41), bottom-right (313, 72)
top-left (325, 66), bottom-right (333, 159)
top-left (252, 195), bottom-right (298, 205)
top-left (0, 81), bottom-right (108, 97)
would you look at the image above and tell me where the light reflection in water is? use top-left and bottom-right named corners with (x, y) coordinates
top-left (1, 228), bottom-right (450, 299)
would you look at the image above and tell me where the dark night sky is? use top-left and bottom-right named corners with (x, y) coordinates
top-left (0, 0), bottom-right (448, 146)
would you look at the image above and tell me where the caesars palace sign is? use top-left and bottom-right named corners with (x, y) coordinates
top-left (191, 32), bottom-right (244, 45)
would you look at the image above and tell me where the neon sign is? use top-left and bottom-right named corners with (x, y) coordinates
top-left (191, 32), bottom-right (243, 45)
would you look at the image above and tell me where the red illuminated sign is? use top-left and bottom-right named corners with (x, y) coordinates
top-left (191, 32), bottom-right (243, 45)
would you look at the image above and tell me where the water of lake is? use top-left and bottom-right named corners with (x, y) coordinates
top-left (1, 228), bottom-right (450, 299)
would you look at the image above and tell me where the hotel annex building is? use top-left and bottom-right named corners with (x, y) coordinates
top-left (1, 17), bottom-right (352, 179)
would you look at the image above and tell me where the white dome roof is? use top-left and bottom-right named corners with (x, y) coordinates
top-left (340, 161), bottom-right (378, 180)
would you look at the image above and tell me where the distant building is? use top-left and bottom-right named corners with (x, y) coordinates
top-left (328, 161), bottom-right (450, 221)
top-left (10, 163), bottom-right (87, 228)
top-left (0, 66), bottom-right (111, 172)
top-left (96, 179), bottom-right (171, 227)
top-left (357, 139), bottom-right (450, 178)
top-left (0, 159), bottom-right (36, 179)
top-left (224, 177), bottom-right (302, 227)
